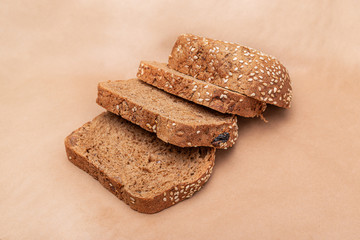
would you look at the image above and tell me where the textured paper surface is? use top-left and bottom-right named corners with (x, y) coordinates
top-left (1, 0), bottom-right (360, 239)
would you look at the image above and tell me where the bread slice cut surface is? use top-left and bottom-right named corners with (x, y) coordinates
top-left (65, 112), bottom-right (215, 214)
top-left (168, 34), bottom-right (293, 108)
top-left (137, 61), bottom-right (266, 117)
top-left (97, 79), bottom-right (238, 148)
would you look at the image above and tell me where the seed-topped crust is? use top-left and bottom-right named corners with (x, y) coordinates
top-left (97, 79), bottom-right (238, 148)
top-left (137, 61), bottom-right (266, 117)
top-left (168, 34), bottom-right (293, 108)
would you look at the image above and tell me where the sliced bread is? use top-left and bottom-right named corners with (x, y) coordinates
top-left (65, 112), bottom-right (215, 214)
top-left (168, 34), bottom-right (293, 108)
top-left (137, 61), bottom-right (266, 117)
top-left (97, 79), bottom-right (238, 149)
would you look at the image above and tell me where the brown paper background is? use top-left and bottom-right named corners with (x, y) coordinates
top-left (1, 0), bottom-right (360, 239)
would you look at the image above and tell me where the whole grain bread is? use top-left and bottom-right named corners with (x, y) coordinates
top-left (97, 79), bottom-right (238, 149)
top-left (65, 112), bottom-right (215, 214)
top-left (137, 61), bottom-right (266, 117)
top-left (168, 34), bottom-right (293, 108)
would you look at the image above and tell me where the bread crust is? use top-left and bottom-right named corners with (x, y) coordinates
top-left (64, 120), bottom-right (215, 214)
top-left (97, 80), bottom-right (238, 149)
top-left (137, 61), bottom-right (266, 117)
top-left (168, 34), bottom-right (292, 108)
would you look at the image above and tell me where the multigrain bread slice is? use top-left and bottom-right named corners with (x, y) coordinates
top-left (137, 61), bottom-right (266, 118)
top-left (97, 79), bottom-right (238, 149)
top-left (168, 34), bottom-right (293, 108)
top-left (65, 112), bottom-right (215, 214)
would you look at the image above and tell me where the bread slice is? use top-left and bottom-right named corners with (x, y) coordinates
top-left (137, 61), bottom-right (266, 117)
top-left (168, 34), bottom-right (293, 108)
top-left (65, 112), bottom-right (215, 214)
top-left (97, 79), bottom-right (238, 149)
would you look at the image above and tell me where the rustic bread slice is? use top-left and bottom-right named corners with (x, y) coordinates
top-left (137, 61), bottom-right (266, 118)
top-left (97, 79), bottom-right (238, 149)
top-left (65, 112), bottom-right (215, 214)
top-left (168, 34), bottom-right (293, 108)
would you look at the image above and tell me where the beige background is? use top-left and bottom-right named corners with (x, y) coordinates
top-left (1, 0), bottom-right (360, 239)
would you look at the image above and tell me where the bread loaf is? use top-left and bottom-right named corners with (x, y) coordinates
top-left (65, 112), bottom-right (215, 214)
top-left (168, 34), bottom-right (292, 108)
top-left (137, 61), bottom-right (266, 117)
top-left (97, 79), bottom-right (238, 148)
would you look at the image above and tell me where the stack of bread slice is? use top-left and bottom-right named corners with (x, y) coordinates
top-left (65, 34), bottom-right (292, 213)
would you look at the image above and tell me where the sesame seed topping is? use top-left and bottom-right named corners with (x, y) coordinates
top-left (250, 93), bottom-right (256, 97)
top-left (172, 123), bottom-right (176, 126)
top-left (116, 105), bottom-right (119, 110)
top-left (198, 98), bottom-right (203, 102)
top-left (220, 94), bottom-right (228, 99)
top-left (233, 57), bottom-right (237, 61)
top-left (204, 85), bottom-right (208, 88)
top-left (196, 130), bottom-right (200, 134)
top-left (163, 198), bottom-right (167, 201)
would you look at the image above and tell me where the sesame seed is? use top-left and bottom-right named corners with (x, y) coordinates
top-left (198, 98), bottom-right (203, 102)
top-left (194, 55), bottom-right (198, 59)
top-left (234, 67), bottom-right (238, 71)
top-left (248, 78), bottom-right (253, 82)
top-left (116, 105), bottom-right (119, 110)
top-left (172, 123), bottom-right (176, 126)
top-left (233, 57), bottom-right (237, 61)
top-left (205, 98), bottom-right (210, 101)
top-left (68, 156), bottom-right (72, 160)
top-left (220, 94), bottom-right (228, 99)
top-left (206, 92), bottom-right (210, 95)
top-left (250, 93), bottom-right (256, 97)
top-left (130, 197), bottom-right (135, 202)
top-left (196, 130), bottom-right (200, 134)
top-left (204, 85), bottom-right (208, 88)
top-left (238, 74), bottom-right (243, 78)
top-left (163, 198), bottom-right (167, 201)
top-left (187, 142), bottom-right (192, 146)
